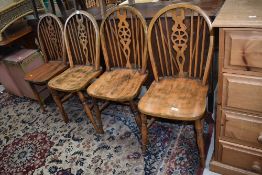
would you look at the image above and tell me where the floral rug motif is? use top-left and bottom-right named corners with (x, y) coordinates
top-left (0, 92), bottom-right (213, 175)
top-left (0, 132), bottom-right (53, 175)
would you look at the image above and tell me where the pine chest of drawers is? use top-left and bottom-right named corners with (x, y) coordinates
top-left (210, 0), bottom-right (262, 174)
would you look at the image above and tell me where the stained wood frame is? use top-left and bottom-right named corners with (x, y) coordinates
top-left (24, 13), bottom-right (68, 111)
top-left (100, 5), bottom-right (148, 72)
top-left (148, 3), bottom-right (214, 85)
top-left (87, 5), bottom-right (148, 132)
top-left (37, 13), bottom-right (66, 63)
top-left (64, 10), bottom-right (100, 70)
top-left (139, 3), bottom-right (214, 168)
top-left (48, 10), bottom-right (103, 133)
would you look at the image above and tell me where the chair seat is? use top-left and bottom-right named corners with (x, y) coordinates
top-left (138, 78), bottom-right (208, 121)
top-left (87, 69), bottom-right (147, 102)
top-left (24, 61), bottom-right (68, 84)
top-left (48, 65), bottom-right (101, 92)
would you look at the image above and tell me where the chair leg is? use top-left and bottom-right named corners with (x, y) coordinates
top-left (29, 82), bottom-right (45, 112)
top-left (49, 87), bottom-right (69, 123)
top-left (129, 100), bottom-right (142, 129)
top-left (195, 119), bottom-right (205, 168)
top-left (77, 91), bottom-right (103, 134)
top-left (92, 98), bottom-right (104, 134)
top-left (141, 113), bottom-right (148, 154)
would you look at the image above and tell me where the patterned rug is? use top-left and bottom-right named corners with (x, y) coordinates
top-left (0, 91), bottom-right (213, 175)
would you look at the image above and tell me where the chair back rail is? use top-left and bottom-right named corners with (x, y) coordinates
top-left (100, 5), bottom-right (148, 73)
top-left (37, 13), bottom-right (66, 63)
top-left (64, 10), bottom-right (100, 70)
top-left (148, 4), bottom-right (214, 85)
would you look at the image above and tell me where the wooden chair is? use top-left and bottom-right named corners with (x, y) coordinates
top-left (87, 6), bottom-right (148, 132)
top-left (24, 13), bottom-right (68, 111)
top-left (48, 10), bottom-right (103, 133)
top-left (138, 4), bottom-right (214, 167)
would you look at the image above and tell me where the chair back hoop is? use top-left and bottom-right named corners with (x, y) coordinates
top-left (64, 10), bottom-right (100, 70)
top-left (37, 13), bottom-right (66, 63)
top-left (100, 5), bottom-right (148, 73)
top-left (148, 3), bottom-right (214, 85)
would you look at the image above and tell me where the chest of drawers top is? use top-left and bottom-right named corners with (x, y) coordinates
top-left (213, 0), bottom-right (262, 28)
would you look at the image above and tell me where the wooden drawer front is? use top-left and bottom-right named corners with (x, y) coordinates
top-left (221, 110), bottom-right (262, 148)
top-left (220, 141), bottom-right (262, 174)
top-left (224, 29), bottom-right (262, 72)
top-left (222, 73), bottom-right (262, 113)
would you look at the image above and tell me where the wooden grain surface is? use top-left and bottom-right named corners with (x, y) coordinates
top-left (210, 160), bottom-right (260, 175)
top-left (87, 69), bottom-right (147, 101)
top-left (223, 28), bottom-right (262, 72)
top-left (212, 0), bottom-right (262, 28)
top-left (222, 73), bottom-right (262, 114)
top-left (221, 110), bottom-right (262, 149)
top-left (219, 141), bottom-right (262, 174)
top-left (138, 78), bottom-right (208, 121)
top-left (24, 61), bottom-right (68, 84)
top-left (48, 65), bottom-right (101, 92)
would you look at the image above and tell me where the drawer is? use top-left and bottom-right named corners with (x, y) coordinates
top-left (221, 110), bottom-right (262, 148)
top-left (224, 29), bottom-right (262, 72)
top-left (220, 140), bottom-right (262, 174)
top-left (222, 73), bottom-right (262, 113)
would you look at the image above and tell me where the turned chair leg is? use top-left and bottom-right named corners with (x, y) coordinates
top-left (129, 100), bottom-right (142, 129)
top-left (195, 119), bottom-right (205, 168)
top-left (92, 97), bottom-right (104, 134)
top-left (77, 91), bottom-right (103, 134)
top-left (141, 113), bottom-right (148, 154)
top-left (49, 87), bottom-right (69, 123)
top-left (29, 82), bottom-right (45, 111)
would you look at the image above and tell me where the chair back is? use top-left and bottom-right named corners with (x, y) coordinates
top-left (148, 4), bottom-right (214, 85)
top-left (37, 13), bottom-right (66, 63)
top-left (64, 10), bottom-right (100, 70)
top-left (100, 6), bottom-right (148, 73)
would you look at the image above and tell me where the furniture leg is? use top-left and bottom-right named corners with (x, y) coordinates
top-left (77, 91), bottom-right (101, 134)
top-left (49, 87), bottom-right (69, 123)
top-left (92, 97), bottom-right (104, 134)
top-left (195, 119), bottom-right (205, 168)
top-left (29, 82), bottom-right (45, 112)
top-left (129, 100), bottom-right (142, 129)
top-left (141, 113), bottom-right (148, 154)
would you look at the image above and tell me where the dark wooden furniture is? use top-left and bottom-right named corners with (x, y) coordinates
top-left (85, 0), bottom-right (119, 8)
top-left (210, 0), bottom-right (262, 174)
top-left (85, 0), bottom-right (224, 20)
top-left (0, 0), bottom-right (44, 41)
top-left (138, 4), bottom-right (214, 167)
top-left (0, 27), bottom-right (32, 46)
top-left (87, 6), bottom-right (148, 132)
top-left (48, 10), bottom-right (103, 133)
top-left (24, 14), bottom-right (68, 111)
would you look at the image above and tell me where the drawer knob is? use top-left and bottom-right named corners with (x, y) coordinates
top-left (252, 161), bottom-right (261, 173)
top-left (258, 132), bottom-right (262, 144)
